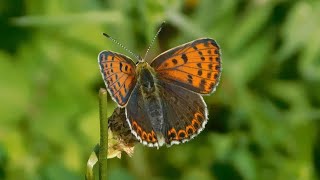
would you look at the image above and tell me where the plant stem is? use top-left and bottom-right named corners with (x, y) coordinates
top-left (99, 88), bottom-right (108, 180)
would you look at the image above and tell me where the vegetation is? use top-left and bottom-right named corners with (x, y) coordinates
top-left (1, 0), bottom-right (320, 179)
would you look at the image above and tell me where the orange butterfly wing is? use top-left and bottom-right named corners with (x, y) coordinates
top-left (151, 38), bottom-right (221, 94)
top-left (98, 51), bottom-right (137, 106)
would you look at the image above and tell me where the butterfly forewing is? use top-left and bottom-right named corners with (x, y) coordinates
top-left (98, 51), bottom-right (137, 106)
top-left (151, 38), bottom-right (221, 94)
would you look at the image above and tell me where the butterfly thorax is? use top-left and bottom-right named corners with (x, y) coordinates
top-left (136, 62), bottom-right (165, 145)
top-left (136, 62), bottom-right (158, 95)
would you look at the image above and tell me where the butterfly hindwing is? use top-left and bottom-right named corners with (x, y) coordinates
top-left (159, 81), bottom-right (208, 146)
top-left (151, 38), bottom-right (221, 94)
top-left (125, 85), bottom-right (159, 147)
top-left (98, 51), bottom-right (137, 106)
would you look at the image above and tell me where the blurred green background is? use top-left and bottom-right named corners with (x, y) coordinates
top-left (1, 0), bottom-right (320, 179)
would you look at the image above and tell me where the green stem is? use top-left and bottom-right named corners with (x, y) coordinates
top-left (99, 88), bottom-right (108, 180)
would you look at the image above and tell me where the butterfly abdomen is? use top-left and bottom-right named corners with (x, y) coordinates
top-left (143, 94), bottom-right (165, 146)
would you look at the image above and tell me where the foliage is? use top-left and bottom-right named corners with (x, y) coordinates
top-left (1, 0), bottom-right (320, 179)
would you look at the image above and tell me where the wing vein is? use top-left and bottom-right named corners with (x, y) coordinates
top-left (108, 73), bottom-right (127, 87)
top-left (111, 76), bottom-right (129, 96)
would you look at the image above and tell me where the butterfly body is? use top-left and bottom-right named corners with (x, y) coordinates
top-left (135, 62), bottom-right (166, 146)
top-left (99, 38), bottom-right (221, 148)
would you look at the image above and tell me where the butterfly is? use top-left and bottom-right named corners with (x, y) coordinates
top-left (98, 37), bottom-right (221, 148)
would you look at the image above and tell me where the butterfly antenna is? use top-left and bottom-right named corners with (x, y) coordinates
top-left (143, 21), bottom-right (165, 61)
top-left (102, 33), bottom-right (141, 61)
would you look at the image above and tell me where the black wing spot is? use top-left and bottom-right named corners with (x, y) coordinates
top-left (215, 65), bottom-right (221, 70)
top-left (124, 85), bottom-right (127, 93)
top-left (179, 131), bottom-right (186, 138)
top-left (119, 62), bottom-right (123, 71)
top-left (172, 59), bottom-right (178, 65)
top-left (198, 70), bottom-right (203, 76)
top-left (200, 79), bottom-right (206, 89)
top-left (181, 54), bottom-right (188, 63)
top-left (209, 82), bottom-right (214, 89)
top-left (197, 63), bottom-right (202, 68)
top-left (169, 132), bottom-right (176, 139)
top-left (207, 72), bottom-right (212, 78)
top-left (216, 57), bottom-right (221, 63)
